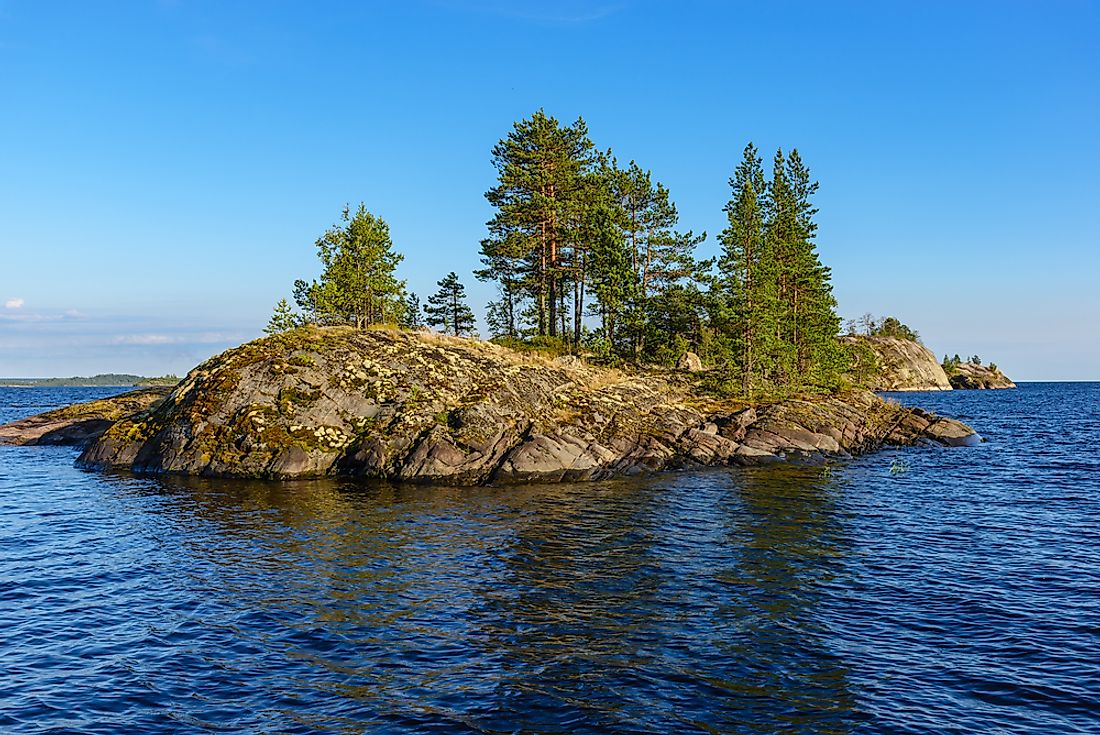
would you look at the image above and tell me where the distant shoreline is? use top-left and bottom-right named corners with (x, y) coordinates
top-left (0, 374), bottom-right (178, 389)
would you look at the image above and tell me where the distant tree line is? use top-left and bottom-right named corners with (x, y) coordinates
top-left (267, 109), bottom-right (858, 397)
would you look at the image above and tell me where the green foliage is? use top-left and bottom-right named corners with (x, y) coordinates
top-left (478, 111), bottom-right (707, 355)
top-left (585, 201), bottom-right (637, 355)
top-left (712, 144), bottom-right (845, 395)
top-left (400, 292), bottom-right (424, 329)
top-left (490, 335), bottom-right (573, 356)
top-left (969, 355), bottom-right (982, 366)
top-left (252, 115), bottom-right (868, 404)
top-left (293, 204), bottom-right (405, 329)
top-left (480, 109), bottom-right (597, 340)
top-left (425, 272), bottom-right (476, 336)
top-left (847, 339), bottom-right (884, 387)
top-left (602, 159), bottom-right (707, 359)
top-left (852, 314), bottom-right (921, 342)
top-left (264, 298), bottom-right (298, 335)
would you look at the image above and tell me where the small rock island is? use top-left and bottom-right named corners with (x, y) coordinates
top-left (1, 120), bottom-right (1009, 483)
top-left (3, 327), bottom-right (978, 483)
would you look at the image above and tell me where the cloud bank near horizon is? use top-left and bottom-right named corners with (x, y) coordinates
top-left (0, 307), bottom-right (255, 378)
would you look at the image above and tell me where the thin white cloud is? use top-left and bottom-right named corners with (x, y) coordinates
top-left (4, 297), bottom-right (24, 309)
top-left (112, 334), bottom-right (178, 345)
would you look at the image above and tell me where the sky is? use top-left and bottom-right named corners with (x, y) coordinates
top-left (1, 0), bottom-right (1097, 380)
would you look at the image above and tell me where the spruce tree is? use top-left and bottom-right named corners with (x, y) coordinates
top-left (717, 143), bottom-right (772, 393)
top-left (264, 298), bottom-right (297, 335)
top-left (783, 149), bottom-right (845, 385)
top-left (425, 272), bottom-right (476, 336)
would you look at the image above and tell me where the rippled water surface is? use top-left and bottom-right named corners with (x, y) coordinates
top-left (1, 384), bottom-right (1098, 734)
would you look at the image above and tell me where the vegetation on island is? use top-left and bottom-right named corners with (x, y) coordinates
top-left (846, 314), bottom-right (922, 343)
top-left (266, 109), bottom-right (859, 399)
top-left (942, 354), bottom-right (998, 376)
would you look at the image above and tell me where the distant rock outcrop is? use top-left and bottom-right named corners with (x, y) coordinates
top-left (843, 335), bottom-right (952, 391)
top-left (26, 326), bottom-right (976, 483)
top-left (948, 362), bottom-right (1016, 390)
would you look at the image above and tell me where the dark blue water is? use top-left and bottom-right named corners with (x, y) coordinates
top-left (1, 384), bottom-right (1098, 734)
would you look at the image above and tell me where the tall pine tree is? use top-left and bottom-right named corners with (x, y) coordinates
top-left (480, 110), bottom-right (596, 342)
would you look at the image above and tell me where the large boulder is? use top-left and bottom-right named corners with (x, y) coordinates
top-left (0, 326), bottom-right (979, 483)
top-left (677, 351), bottom-right (704, 372)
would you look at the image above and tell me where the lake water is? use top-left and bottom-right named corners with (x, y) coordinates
top-left (1, 384), bottom-right (1097, 734)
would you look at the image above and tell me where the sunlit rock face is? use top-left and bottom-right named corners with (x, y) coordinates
top-left (843, 335), bottom-right (952, 392)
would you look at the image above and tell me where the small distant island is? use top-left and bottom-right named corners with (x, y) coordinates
top-left (1, 110), bottom-right (1012, 482)
top-left (0, 374), bottom-right (180, 388)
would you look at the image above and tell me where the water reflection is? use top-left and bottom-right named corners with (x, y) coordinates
top-left (715, 466), bottom-right (858, 733)
top-left (97, 469), bottom-right (863, 733)
top-left (6, 385), bottom-right (1098, 734)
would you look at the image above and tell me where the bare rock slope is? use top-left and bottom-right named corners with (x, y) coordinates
top-left (60, 327), bottom-right (978, 483)
top-left (844, 335), bottom-right (952, 391)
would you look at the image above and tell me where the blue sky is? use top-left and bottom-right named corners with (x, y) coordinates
top-left (1, 0), bottom-right (1097, 379)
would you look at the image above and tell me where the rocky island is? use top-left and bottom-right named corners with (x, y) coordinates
top-left (945, 360), bottom-right (1017, 390)
top-left (2, 327), bottom-right (978, 483)
top-left (0, 387), bottom-right (170, 446)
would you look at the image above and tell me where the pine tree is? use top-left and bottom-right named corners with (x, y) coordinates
top-left (425, 272), bottom-right (476, 336)
top-left (400, 292), bottom-right (423, 329)
top-left (481, 109), bottom-right (596, 342)
top-left (264, 298), bottom-right (297, 335)
top-left (604, 159), bottom-right (706, 360)
top-left (296, 204), bottom-right (405, 329)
